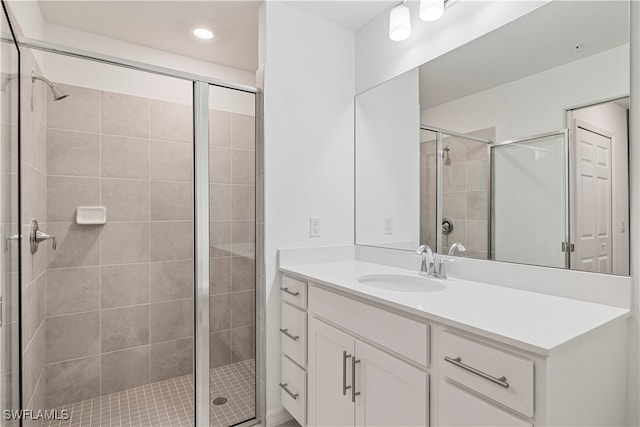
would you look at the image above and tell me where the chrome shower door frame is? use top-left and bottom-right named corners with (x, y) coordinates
top-left (14, 38), bottom-right (263, 427)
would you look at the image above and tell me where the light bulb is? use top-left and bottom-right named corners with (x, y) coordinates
top-left (389, 4), bottom-right (411, 42)
top-left (420, 0), bottom-right (444, 22)
top-left (193, 27), bottom-right (214, 40)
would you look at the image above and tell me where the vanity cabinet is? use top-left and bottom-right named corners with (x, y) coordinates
top-left (307, 317), bottom-right (429, 427)
top-left (280, 272), bottom-right (628, 427)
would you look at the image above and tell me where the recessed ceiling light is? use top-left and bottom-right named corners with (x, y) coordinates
top-left (193, 27), bottom-right (214, 40)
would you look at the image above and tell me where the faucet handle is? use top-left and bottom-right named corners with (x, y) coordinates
top-left (434, 256), bottom-right (454, 279)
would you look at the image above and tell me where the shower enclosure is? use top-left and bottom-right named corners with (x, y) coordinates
top-left (1, 3), bottom-right (262, 425)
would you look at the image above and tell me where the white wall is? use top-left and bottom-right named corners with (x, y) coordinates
top-left (41, 24), bottom-right (255, 113)
top-left (355, 69), bottom-right (419, 249)
top-left (572, 101), bottom-right (629, 276)
top-left (355, 0), bottom-right (549, 93)
top-left (263, 1), bottom-right (355, 417)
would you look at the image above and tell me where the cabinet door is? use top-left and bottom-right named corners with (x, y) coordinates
top-left (354, 340), bottom-right (428, 427)
top-left (308, 317), bottom-right (355, 427)
top-left (438, 380), bottom-right (531, 427)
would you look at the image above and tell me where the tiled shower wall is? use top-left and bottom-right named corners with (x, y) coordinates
top-left (42, 82), bottom-right (255, 408)
top-left (420, 128), bottom-right (494, 259)
top-left (21, 48), bottom-right (48, 416)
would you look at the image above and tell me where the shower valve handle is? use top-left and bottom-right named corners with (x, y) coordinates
top-left (29, 220), bottom-right (56, 254)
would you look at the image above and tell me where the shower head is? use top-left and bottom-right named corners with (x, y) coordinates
top-left (31, 71), bottom-right (70, 101)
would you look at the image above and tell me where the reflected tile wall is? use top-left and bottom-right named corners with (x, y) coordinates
top-left (420, 128), bottom-right (494, 258)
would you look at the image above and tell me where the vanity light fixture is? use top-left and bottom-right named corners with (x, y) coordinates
top-left (193, 27), bottom-right (214, 40)
top-left (420, 0), bottom-right (445, 22)
top-left (389, 0), bottom-right (412, 42)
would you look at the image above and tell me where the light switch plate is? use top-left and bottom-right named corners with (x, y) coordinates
top-left (310, 217), bottom-right (320, 237)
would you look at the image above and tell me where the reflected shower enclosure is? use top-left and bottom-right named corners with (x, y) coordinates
top-left (16, 38), bottom-right (260, 427)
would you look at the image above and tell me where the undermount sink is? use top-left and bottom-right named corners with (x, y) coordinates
top-left (357, 274), bottom-right (446, 292)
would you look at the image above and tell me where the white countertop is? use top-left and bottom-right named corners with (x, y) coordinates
top-left (280, 260), bottom-right (630, 356)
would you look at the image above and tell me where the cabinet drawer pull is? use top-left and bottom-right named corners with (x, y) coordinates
top-left (280, 287), bottom-right (300, 297)
top-left (279, 328), bottom-right (299, 341)
top-left (444, 356), bottom-right (510, 389)
top-left (351, 357), bottom-right (361, 402)
top-left (342, 351), bottom-right (352, 395)
top-left (279, 383), bottom-right (299, 400)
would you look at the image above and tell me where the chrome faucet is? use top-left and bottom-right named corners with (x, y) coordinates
top-left (448, 242), bottom-right (466, 256)
top-left (416, 244), bottom-right (433, 275)
top-left (432, 256), bottom-right (454, 279)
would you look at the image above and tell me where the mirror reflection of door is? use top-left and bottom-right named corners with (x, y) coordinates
top-left (569, 98), bottom-right (629, 275)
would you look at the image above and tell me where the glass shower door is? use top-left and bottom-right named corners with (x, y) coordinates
top-left (0, 4), bottom-right (21, 425)
top-left (491, 130), bottom-right (569, 268)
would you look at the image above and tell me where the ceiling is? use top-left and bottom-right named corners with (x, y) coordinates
top-left (38, 1), bottom-right (261, 72)
top-left (419, 0), bottom-right (629, 109)
top-left (287, 0), bottom-right (395, 30)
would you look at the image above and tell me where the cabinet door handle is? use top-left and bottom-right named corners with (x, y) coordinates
top-left (342, 351), bottom-right (352, 395)
top-left (351, 357), bottom-right (361, 402)
top-left (280, 287), bottom-right (300, 297)
top-left (279, 383), bottom-right (299, 400)
top-left (444, 356), bottom-right (510, 389)
top-left (279, 328), bottom-right (299, 341)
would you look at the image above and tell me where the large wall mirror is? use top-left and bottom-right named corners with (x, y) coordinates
top-left (355, 0), bottom-right (631, 275)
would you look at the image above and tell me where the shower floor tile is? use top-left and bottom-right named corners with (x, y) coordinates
top-left (41, 359), bottom-right (256, 427)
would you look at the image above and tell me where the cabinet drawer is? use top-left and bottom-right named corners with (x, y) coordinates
top-left (281, 355), bottom-right (306, 426)
top-left (281, 275), bottom-right (307, 309)
top-left (281, 302), bottom-right (307, 367)
top-left (309, 285), bottom-right (428, 366)
top-left (439, 331), bottom-right (534, 417)
top-left (438, 380), bottom-right (531, 427)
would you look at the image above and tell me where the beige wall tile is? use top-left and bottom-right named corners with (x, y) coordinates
top-left (209, 330), bottom-right (231, 368)
top-left (466, 159), bottom-right (490, 191)
top-left (443, 163), bottom-right (466, 193)
top-left (22, 325), bottom-right (45, 406)
top-left (150, 140), bottom-right (193, 181)
top-left (101, 222), bottom-right (149, 265)
top-left (149, 299), bottom-right (193, 343)
top-left (210, 184), bottom-right (231, 221)
top-left (466, 140), bottom-right (489, 161)
top-left (441, 136), bottom-right (467, 164)
top-left (101, 179), bottom-right (149, 221)
top-left (101, 92), bottom-right (149, 138)
top-left (101, 346), bottom-right (150, 394)
top-left (150, 100), bottom-right (192, 143)
top-left (47, 176), bottom-right (100, 222)
top-left (231, 256), bottom-right (254, 292)
top-left (101, 264), bottom-right (149, 309)
top-left (210, 110), bottom-right (231, 147)
top-left (231, 325), bottom-right (254, 363)
top-left (466, 191), bottom-right (489, 221)
top-left (150, 260), bottom-right (193, 303)
top-left (210, 221), bottom-right (231, 257)
top-left (45, 356), bottom-right (100, 408)
top-left (231, 150), bottom-right (254, 185)
top-left (232, 185), bottom-right (255, 221)
top-left (47, 223), bottom-right (101, 269)
top-left (150, 181), bottom-right (193, 221)
top-left (210, 146), bottom-right (231, 184)
top-left (231, 113), bottom-right (255, 150)
top-left (209, 294), bottom-right (230, 332)
top-left (467, 220), bottom-right (489, 252)
top-left (149, 221), bottom-right (193, 261)
top-left (47, 84), bottom-right (100, 133)
top-left (210, 257), bottom-right (231, 295)
top-left (231, 291), bottom-right (254, 328)
top-left (232, 221), bottom-right (255, 257)
top-left (46, 311), bottom-right (100, 363)
top-left (101, 135), bottom-right (149, 179)
top-left (22, 276), bottom-right (45, 347)
top-left (47, 267), bottom-right (100, 316)
top-left (101, 305), bottom-right (150, 352)
top-left (150, 338), bottom-right (193, 382)
top-left (442, 192), bottom-right (466, 221)
top-left (47, 130), bottom-right (100, 177)
top-left (22, 165), bottom-right (46, 223)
